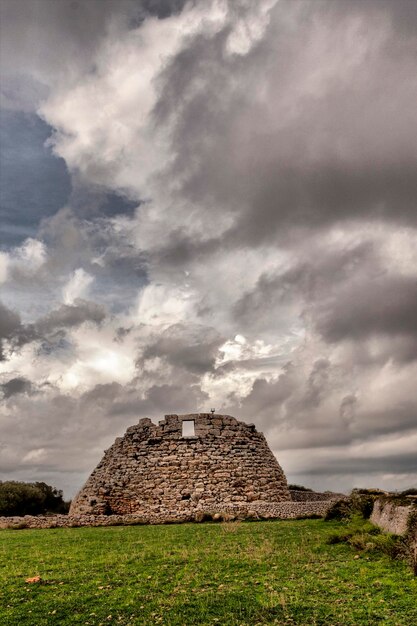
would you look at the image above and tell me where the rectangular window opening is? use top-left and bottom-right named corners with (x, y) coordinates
top-left (182, 420), bottom-right (195, 437)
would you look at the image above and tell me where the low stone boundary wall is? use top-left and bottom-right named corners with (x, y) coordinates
top-left (290, 490), bottom-right (345, 502)
top-left (371, 499), bottom-right (414, 536)
top-left (0, 500), bottom-right (338, 529)
top-left (205, 500), bottom-right (338, 519)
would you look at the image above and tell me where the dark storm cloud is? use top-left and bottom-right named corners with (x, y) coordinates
top-left (91, 258), bottom-right (148, 314)
top-left (141, 323), bottom-right (224, 374)
top-left (110, 382), bottom-right (209, 418)
top-left (0, 109), bottom-right (71, 247)
top-left (0, 301), bottom-right (20, 339)
top-left (0, 298), bottom-right (107, 360)
top-left (155, 232), bottom-right (221, 267)
top-left (16, 207), bottom-right (148, 315)
top-left (233, 239), bottom-right (417, 361)
top-left (150, 0), bottom-right (417, 258)
top-left (0, 0), bottom-right (190, 84)
top-left (353, 404), bottom-right (417, 442)
top-left (0, 377), bottom-right (32, 398)
top-left (0, 301), bottom-right (37, 359)
top-left (226, 162), bottom-right (417, 248)
top-left (0, 377), bottom-right (209, 493)
top-left (304, 453), bottom-right (417, 477)
top-left (315, 275), bottom-right (417, 345)
top-left (133, 0), bottom-right (190, 20)
top-left (78, 378), bottom-right (209, 420)
top-left (233, 241), bottom-right (376, 331)
top-left (329, 0), bottom-right (417, 37)
top-left (229, 364), bottom-right (297, 428)
top-left (70, 187), bottom-right (138, 220)
top-left (36, 299), bottom-right (106, 334)
top-left (38, 207), bottom-right (145, 271)
top-left (142, 382), bottom-right (208, 414)
top-left (0, 302), bottom-right (21, 360)
top-left (300, 358), bottom-right (332, 411)
top-left (228, 356), bottom-right (417, 451)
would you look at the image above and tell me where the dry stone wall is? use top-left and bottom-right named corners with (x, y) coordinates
top-left (289, 490), bottom-right (345, 502)
top-left (0, 501), bottom-right (339, 530)
top-left (70, 413), bottom-right (290, 519)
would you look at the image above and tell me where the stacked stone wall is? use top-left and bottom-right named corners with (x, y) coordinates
top-left (0, 500), bottom-right (338, 529)
top-left (290, 490), bottom-right (345, 502)
top-left (70, 413), bottom-right (290, 517)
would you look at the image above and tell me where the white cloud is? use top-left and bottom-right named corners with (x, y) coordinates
top-left (63, 268), bottom-right (94, 304)
top-left (0, 239), bottom-right (47, 283)
top-left (58, 323), bottom-right (136, 391)
top-left (0, 251), bottom-right (9, 283)
top-left (22, 448), bottom-right (47, 463)
top-left (15, 238), bottom-right (47, 267)
top-left (226, 0), bottom-right (277, 56)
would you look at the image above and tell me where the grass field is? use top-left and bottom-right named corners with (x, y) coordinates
top-left (1, 519), bottom-right (416, 625)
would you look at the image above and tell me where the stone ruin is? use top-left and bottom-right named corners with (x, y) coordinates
top-left (70, 413), bottom-right (291, 518)
top-left (0, 413), bottom-right (344, 528)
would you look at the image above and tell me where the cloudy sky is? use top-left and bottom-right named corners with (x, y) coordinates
top-left (1, 0), bottom-right (416, 498)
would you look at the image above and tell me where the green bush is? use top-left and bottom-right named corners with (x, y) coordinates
top-left (0, 481), bottom-right (70, 517)
top-left (325, 498), bottom-right (352, 521)
top-left (325, 489), bottom-right (378, 521)
top-left (399, 488), bottom-right (417, 496)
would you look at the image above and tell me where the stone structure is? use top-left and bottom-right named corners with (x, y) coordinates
top-left (0, 501), bottom-right (336, 530)
top-left (289, 490), bottom-right (345, 502)
top-left (70, 413), bottom-right (290, 518)
top-left (371, 499), bottom-right (415, 536)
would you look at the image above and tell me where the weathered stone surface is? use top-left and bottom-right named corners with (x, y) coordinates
top-left (371, 499), bottom-right (415, 536)
top-left (290, 490), bottom-right (346, 502)
top-left (0, 501), bottom-right (339, 529)
top-left (70, 413), bottom-right (291, 518)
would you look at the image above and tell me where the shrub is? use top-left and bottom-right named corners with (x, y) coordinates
top-left (325, 499), bottom-right (352, 521)
top-left (325, 490), bottom-right (378, 521)
top-left (352, 488), bottom-right (387, 496)
top-left (350, 490), bottom-right (376, 519)
top-left (399, 488), bottom-right (417, 496)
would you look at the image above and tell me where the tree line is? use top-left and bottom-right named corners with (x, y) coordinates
top-left (0, 481), bottom-right (70, 516)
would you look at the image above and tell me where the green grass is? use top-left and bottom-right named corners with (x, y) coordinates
top-left (1, 520), bottom-right (416, 625)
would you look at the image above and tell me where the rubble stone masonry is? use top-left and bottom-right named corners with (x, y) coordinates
top-left (0, 501), bottom-right (337, 529)
top-left (69, 413), bottom-right (291, 518)
top-left (0, 413), bottom-right (343, 529)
